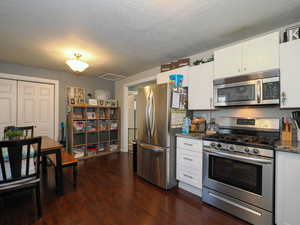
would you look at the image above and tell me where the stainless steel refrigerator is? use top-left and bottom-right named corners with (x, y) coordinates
top-left (136, 83), bottom-right (186, 190)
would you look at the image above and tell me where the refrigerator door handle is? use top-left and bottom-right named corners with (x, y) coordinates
top-left (139, 143), bottom-right (165, 153)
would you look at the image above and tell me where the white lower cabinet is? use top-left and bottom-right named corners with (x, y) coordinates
top-left (276, 151), bottom-right (300, 225)
top-left (176, 137), bottom-right (202, 196)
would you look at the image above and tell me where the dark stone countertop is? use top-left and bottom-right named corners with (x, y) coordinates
top-left (275, 140), bottom-right (300, 154)
top-left (176, 132), bottom-right (212, 140)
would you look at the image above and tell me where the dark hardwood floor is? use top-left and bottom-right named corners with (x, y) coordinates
top-left (0, 153), bottom-right (248, 225)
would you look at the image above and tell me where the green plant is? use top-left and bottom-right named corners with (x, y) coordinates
top-left (5, 129), bottom-right (24, 138)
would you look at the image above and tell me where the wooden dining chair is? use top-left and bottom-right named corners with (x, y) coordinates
top-left (0, 137), bottom-right (42, 218)
top-left (4, 126), bottom-right (34, 139)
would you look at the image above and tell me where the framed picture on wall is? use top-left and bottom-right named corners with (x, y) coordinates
top-left (66, 86), bottom-right (86, 105)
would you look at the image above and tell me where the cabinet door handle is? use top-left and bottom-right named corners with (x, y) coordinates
top-left (183, 174), bottom-right (193, 179)
top-left (238, 69), bottom-right (241, 73)
top-left (184, 143), bottom-right (193, 147)
top-left (244, 67), bottom-right (247, 71)
top-left (183, 157), bottom-right (193, 161)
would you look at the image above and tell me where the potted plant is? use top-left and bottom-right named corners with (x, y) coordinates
top-left (5, 129), bottom-right (24, 140)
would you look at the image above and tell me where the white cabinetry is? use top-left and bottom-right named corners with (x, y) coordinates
top-left (156, 66), bottom-right (189, 87)
top-left (214, 32), bottom-right (279, 79)
top-left (214, 44), bottom-right (243, 79)
top-left (188, 62), bottom-right (214, 110)
top-left (242, 32), bottom-right (279, 73)
top-left (280, 39), bottom-right (300, 108)
top-left (176, 137), bottom-right (203, 196)
top-left (276, 151), bottom-right (300, 225)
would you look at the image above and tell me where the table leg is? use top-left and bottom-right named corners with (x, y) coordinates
top-left (42, 156), bottom-right (48, 175)
top-left (55, 150), bottom-right (64, 195)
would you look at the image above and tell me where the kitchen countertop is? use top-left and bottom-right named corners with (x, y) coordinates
top-left (176, 132), bottom-right (213, 140)
top-left (275, 140), bottom-right (300, 154)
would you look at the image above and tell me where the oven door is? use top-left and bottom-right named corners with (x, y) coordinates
top-left (261, 77), bottom-right (280, 105)
top-left (214, 80), bottom-right (260, 106)
top-left (203, 150), bottom-right (273, 211)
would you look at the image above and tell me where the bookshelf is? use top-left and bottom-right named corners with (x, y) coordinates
top-left (67, 105), bottom-right (120, 159)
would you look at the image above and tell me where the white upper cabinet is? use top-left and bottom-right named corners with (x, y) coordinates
top-left (214, 44), bottom-right (243, 79)
top-left (214, 32), bottom-right (280, 79)
top-left (188, 62), bottom-right (214, 110)
top-left (242, 32), bottom-right (279, 73)
top-left (280, 39), bottom-right (300, 108)
top-left (157, 66), bottom-right (189, 87)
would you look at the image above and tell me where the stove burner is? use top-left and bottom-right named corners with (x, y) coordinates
top-left (205, 133), bottom-right (278, 147)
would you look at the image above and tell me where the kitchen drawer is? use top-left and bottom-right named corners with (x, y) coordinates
top-left (177, 137), bottom-right (202, 152)
top-left (178, 148), bottom-right (202, 170)
top-left (178, 166), bottom-right (202, 188)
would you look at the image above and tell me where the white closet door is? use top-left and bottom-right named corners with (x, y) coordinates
top-left (0, 79), bottom-right (17, 138)
top-left (18, 81), bottom-right (54, 138)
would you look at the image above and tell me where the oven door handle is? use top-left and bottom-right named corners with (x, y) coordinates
top-left (210, 151), bottom-right (272, 164)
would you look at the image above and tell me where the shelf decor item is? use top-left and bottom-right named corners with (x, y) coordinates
top-left (66, 87), bottom-right (86, 105)
top-left (67, 105), bottom-right (120, 160)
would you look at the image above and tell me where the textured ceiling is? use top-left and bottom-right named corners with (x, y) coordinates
top-left (1, 0), bottom-right (300, 77)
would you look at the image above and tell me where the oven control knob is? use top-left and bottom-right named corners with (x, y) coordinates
top-left (217, 144), bottom-right (222, 149)
top-left (210, 143), bottom-right (216, 148)
top-left (253, 149), bottom-right (259, 154)
top-left (229, 146), bottom-right (235, 151)
top-left (244, 148), bottom-right (250, 153)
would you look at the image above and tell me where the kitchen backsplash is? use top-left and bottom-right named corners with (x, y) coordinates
top-left (192, 106), bottom-right (299, 121)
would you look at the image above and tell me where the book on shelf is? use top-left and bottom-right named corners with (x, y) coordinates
top-left (110, 121), bottom-right (118, 130)
top-left (99, 120), bottom-right (109, 131)
top-left (73, 121), bottom-right (85, 133)
top-left (86, 120), bottom-right (97, 132)
top-left (73, 146), bottom-right (85, 158)
top-left (87, 112), bottom-right (96, 119)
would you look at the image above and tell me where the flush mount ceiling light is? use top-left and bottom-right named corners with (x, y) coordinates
top-left (66, 53), bottom-right (89, 72)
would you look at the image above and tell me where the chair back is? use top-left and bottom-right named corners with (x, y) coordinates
top-left (0, 137), bottom-right (42, 184)
top-left (4, 126), bottom-right (34, 139)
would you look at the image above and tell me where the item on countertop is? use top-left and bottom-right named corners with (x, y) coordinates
top-left (182, 117), bottom-right (191, 134)
top-left (206, 118), bottom-right (218, 135)
top-left (291, 111), bottom-right (300, 141)
top-left (281, 117), bottom-right (293, 142)
top-left (110, 100), bottom-right (118, 107)
top-left (190, 117), bottom-right (206, 133)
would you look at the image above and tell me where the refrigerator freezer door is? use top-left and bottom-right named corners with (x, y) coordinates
top-left (137, 84), bottom-right (170, 147)
top-left (137, 143), bottom-right (169, 189)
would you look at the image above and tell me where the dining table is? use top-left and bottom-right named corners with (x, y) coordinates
top-left (40, 136), bottom-right (64, 195)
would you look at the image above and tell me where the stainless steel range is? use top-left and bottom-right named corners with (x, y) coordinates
top-left (202, 117), bottom-right (280, 225)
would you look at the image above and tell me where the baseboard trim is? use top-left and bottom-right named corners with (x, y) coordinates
top-left (178, 181), bottom-right (202, 197)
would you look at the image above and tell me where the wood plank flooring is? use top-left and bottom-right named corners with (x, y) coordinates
top-left (0, 153), bottom-right (249, 225)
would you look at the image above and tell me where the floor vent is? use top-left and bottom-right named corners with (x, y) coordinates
top-left (98, 73), bottom-right (126, 81)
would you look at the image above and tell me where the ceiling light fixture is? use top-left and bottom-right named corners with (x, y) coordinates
top-left (66, 53), bottom-right (89, 72)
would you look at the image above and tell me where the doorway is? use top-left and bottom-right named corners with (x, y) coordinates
top-left (127, 80), bottom-right (155, 152)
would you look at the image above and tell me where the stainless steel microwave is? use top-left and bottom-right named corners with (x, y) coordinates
top-left (213, 72), bottom-right (280, 107)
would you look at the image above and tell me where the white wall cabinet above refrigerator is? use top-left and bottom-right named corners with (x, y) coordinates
top-left (276, 151), bottom-right (300, 225)
top-left (188, 62), bottom-right (214, 110)
top-left (280, 39), bottom-right (300, 108)
top-left (156, 66), bottom-right (189, 87)
top-left (214, 32), bottom-right (279, 79)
